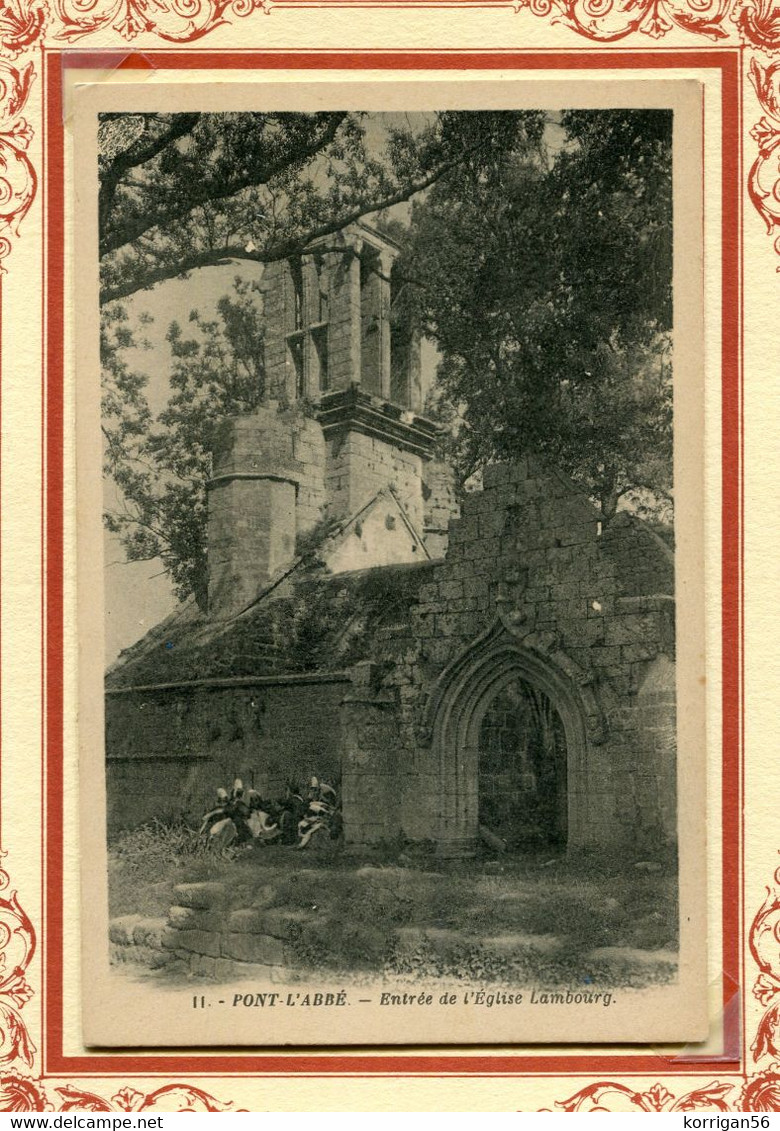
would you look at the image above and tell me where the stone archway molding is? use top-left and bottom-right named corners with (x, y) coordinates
top-left (418, 616), bottom-right (607, 855)
top-left (420, 615), bottom-right (606, 747)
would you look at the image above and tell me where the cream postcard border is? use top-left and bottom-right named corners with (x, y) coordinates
top-left (73, 73), bottom-right (706, 1052)
top-left (0, 7), bottom-right (774, 1113)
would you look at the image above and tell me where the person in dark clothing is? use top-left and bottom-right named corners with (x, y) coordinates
top-left (226, 779), bottom-right (252, 845)
top-left (278, 783), bottom-right (306, 845)
top-left (199, 787), bottom-right (230, 836)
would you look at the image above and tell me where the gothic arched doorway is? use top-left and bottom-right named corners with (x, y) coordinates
top-left (476, 678), bottom-right (567, 850)
top-left (425, 624), bottom-right (594, 856)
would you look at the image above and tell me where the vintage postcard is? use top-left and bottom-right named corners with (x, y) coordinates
top-left (0, 17), bottom-right (773, 1112)
top-left (74, 75), bottom-right (707, 1048)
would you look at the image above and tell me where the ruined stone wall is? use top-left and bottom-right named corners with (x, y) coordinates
top-left (105, 676), bottom-right (349, 831)
top-left (289, 414), bottom-right (327, 536)
top-left (340, 662), bottom-right (403, 846)
top-left (262, 259), bottom-right (298, 401)
top-left (601, 511), bottom-right (674, 598)
top-left (341, 460), bottom-right (677, 854)
top-left (207, 406), bottom-right (327, 617)
top-left (109, 878), bottom-right (678, 985)
top-left (110, 457), bottom-right (676, 856)
top-left (422, 459), bottom-right (460, 559)
top-left (325, 430), bottom-right (424, 530)
top-left (110, 883), bottom-right (318, 983)
top-left (634, 653), bottom-right (677, 843)
top-left (208, 476), bottom-right (296, 617)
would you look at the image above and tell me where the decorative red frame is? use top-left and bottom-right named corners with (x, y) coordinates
top-left (31, 47), bottom-right (742, 1086)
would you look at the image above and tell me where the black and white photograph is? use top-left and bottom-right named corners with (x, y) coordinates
top-left (77, 81), bottom-right (707, 1047)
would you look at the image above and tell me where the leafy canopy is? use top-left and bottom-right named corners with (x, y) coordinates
top-left (400, 108), bottom-right (673, 520)
top-left (98, 110), bottom-right (536, 305)
top-left (102, 109), bottom-right (674, 606)
top-left (103, 279), bottom-right (265, 606)
top-left (101, 111), bottom-right (544, 605)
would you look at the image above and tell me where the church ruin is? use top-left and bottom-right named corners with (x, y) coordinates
top-left (105, 222), bottom-right (677, 856)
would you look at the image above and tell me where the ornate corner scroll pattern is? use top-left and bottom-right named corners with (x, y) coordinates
top-left (0, 854), bottom-right (36, 1076)
top-left (734, 0), bottom-right (780, 51)
top-left (749, 59), bottom-right (780, 268)
top-left (0, 1080), bottom-right (244, 1113)
top-left (542, 1081), bottom-right (736, 1112)
top-left (55, 1084), bottom-right (244, 1112)
top-left (748, 859), bottom-right (780, 1074)
top-left (737, 850), bottom-right (780, 1108)
top-left (0, 1), bottom-right (46, 58)
top-left (0, 0), bottom-right (776, 274)
top-left (50, 0), bottom-right (268, 43)
top-left (0, 59), bottom-right (36, 272)
top-left (0, 1075), bottom-right (50, 1112)
top-left (542, 855), bottom-right (780, 1113)
top-left (0, 849), bottom-right (244, 1114)
top-left (512, 0), bottom-right (733, 43)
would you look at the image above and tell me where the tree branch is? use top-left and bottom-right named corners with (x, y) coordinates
top-left (100, 160), bottom-right (456, 306)
top-left (99, 114), bottom-right (202, 245)
top-left (100, 112), bottom-right (348, 258)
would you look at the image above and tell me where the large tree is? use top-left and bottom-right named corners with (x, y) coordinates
top-left (104, 109), bottom-right (673, 606)
top-left (98, 110), bottom-right (539, 305)
top-left (103, 278), bottom-right (265, 607)
top-left (102, 111), bottom-right (545, 603)
top-left (402, 109), bottom-right (674, 521)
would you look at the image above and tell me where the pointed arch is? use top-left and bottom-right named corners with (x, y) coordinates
top-left (422, 618), bottom-right (602, 854)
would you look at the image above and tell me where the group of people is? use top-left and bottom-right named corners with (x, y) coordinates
top-left (199, 776), bottom-right (342, 851)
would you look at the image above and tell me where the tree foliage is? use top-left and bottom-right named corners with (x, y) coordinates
top-left (103, 278), bottom-right (265, 606)
top-left (98, 110), bottom-right (537, 305)
top-left (103, 109), bottom-right (674, 606)
top-left (102, 111), bottom-right (545, 601)
top-left (403, 109), bottom-right (673, 519)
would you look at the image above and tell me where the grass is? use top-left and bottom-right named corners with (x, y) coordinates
top-left (108, 824), bottom-right (678, 986)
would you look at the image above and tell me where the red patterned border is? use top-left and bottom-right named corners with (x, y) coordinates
top-left (0, 1079), bottom-right (243, 1113)
top-left (0, 24), bottom-right (755, 1114)
top-left (544, 1080), bottom-right (737, 1112)
top-left (749, 58), bottom-right (780, 267)
top-left (749, 861), bottom-right (780, 1066)
top-left (0, 854), bottom-right (35, 1074)
top-left (0, 0), bottom-right (774, 48)
top-left (0, 58), bottom-right (35, 270)
top-left (0, 0), bottom-right (776, 268)
top-left (50, 0), bottom-right (265, 43)
top-left (513, 0), bottom-right (733, 44)
top-left (0, 854), bottom-right (777, 1107)
top-left (28, 43), bottom-right (738, 1085)
top-left (546, 1074), bottom-right (780, 1112)
top-left (0, 854), bottom-right (240, 1111)
top-left (544, 859), bottom-right (780, 1112)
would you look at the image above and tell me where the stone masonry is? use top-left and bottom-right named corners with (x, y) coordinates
top-left (204, 223), bottom-right (453, 618)
top-left (338, 458), bottom-right (676, 855)
top-left (109, 878), bottom-right (678, 984)
top-left (107, 221), bottom-right (676, 859)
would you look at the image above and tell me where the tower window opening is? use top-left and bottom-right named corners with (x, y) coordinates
top-left (314, 257), bottom-right (329, 324)
top-left (360, 247), bottom-right (382, 395)
top-left (288, 332), bottom-right (305, 399)
top-left (290, 257), bottom-right (304, 331)
top-left (390, 319), bottom-right (411, 408)
top-left (312, 325), bottom-right (329, 393)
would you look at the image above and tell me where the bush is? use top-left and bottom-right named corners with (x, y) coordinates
top-left (109, 818), bottom-right (208, 916)
top-left (110, 817), bottom-right (204, 870)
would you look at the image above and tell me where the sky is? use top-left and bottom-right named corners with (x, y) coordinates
top-left (103, 263), bottom-right (441, 663)
top-left (102, 110), bottom-right (568, 663)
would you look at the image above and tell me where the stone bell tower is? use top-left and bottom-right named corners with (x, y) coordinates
top-left (262, 222), bottom-right (441, 532)
top-left (206, 222), bottom-right (456, 618)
